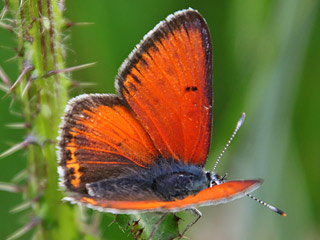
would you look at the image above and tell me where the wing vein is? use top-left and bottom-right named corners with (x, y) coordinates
top-left (84, 108), bottom-right (154, 154)
top-left (183, 23), bottom-right (206, 162)
top-left (67, 145), bottom-right (144, 167)
top-left (101, 107), bottom-right (156, 154)
top-left (134, 61), bottom-right (181, 122)
top-left (70, 128), bottom-right (146, 167)
top-left (128, 90), bottom-right (179, 159)
top-left (168, 26), bottom-right (194, 160)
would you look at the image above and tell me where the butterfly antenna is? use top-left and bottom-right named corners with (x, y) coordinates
top-left (246, 194), bottom-right (286, 216)
top-left (212, 112), bottom-right (246, 172)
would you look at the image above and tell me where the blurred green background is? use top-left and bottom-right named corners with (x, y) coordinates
top-left (0, 0), bottom-right (319, 239)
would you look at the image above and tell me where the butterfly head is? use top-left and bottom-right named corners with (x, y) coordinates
top-left (205, 171), bottom-right (227, 188)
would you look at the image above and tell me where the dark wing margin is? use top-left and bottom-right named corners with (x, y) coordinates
top-left (115, 8), bottom-right (213, 166)
top-left (57, 94), bottom-right (159, 193)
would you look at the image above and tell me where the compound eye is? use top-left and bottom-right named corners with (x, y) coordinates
top-left (210, 173), bottom-right (226, 186)
top-left (211, 173), bottom-right (221, 181)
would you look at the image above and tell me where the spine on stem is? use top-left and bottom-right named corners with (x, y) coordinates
top-left (2, 1), bottom-right (100, 239)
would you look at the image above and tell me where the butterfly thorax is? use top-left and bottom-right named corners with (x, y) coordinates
top-left (86, 159), bottom-right (210, 201)
top-left (151, 159), bottom-right (210, 201)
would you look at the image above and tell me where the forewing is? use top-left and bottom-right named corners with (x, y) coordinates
top-left (65, 180), bottom-right (261, 213)
top-left (116, 9), bottom-right (213, 166)
top-left (58, 94), bottom-right (159, 193)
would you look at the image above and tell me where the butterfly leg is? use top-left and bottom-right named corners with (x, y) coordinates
top-left (148, 213), bottom-right (168, 240)
top-left (108, 214), bottom-right (118, 227)
top-left (178, 208), bottom-right (202, 239)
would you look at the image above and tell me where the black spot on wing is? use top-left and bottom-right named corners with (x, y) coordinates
top-left (185, 86), bottom-right (198, 92)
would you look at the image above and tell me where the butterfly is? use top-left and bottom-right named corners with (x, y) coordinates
top-left (57, 8), bottom-right (284, 238)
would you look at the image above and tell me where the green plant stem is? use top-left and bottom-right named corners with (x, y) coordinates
top-left (7, 1), bottom-right (97, 239)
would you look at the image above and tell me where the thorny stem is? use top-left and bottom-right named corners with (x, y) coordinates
top-left (4, 1), bottom-right (101, 239)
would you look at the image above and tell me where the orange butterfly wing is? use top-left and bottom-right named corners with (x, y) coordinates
top-left (58, 94), bottom-right (159, 193)
top-left (59, 9), bottom-right (258, 214)
top-left (66, 180), bottom-right (261, 213)
top-left (116, 10), bottom-right (213, 166)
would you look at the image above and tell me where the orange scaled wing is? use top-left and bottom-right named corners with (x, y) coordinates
top-left (58, 94), bottom-right (159, 193)
top-left (67, 180), bottom-right (261, 213)
top-left (116, 10), bottom-right (213, 166)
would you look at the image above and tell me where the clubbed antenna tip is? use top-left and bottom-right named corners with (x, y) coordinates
top-left (237, 112), bottom-right (246, 129)
top-left (247, 194), bottom-right (286, 216)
